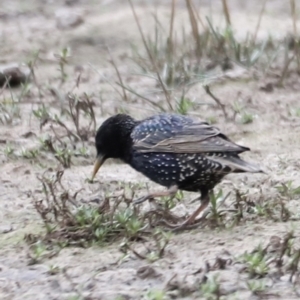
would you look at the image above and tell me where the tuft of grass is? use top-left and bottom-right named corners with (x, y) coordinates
top-left (4, 143), bottom-right (14, 157)
top-left (176, 95), bottom-right (194, 115)
top-left (30, 170), bottom-right (141, 246)
top-left (41, 137), bottom-right (73, 168)
top-left (276, 180), bottom-right (300, 200)
top-left (232, 101), bottom-right (255, 124)
top-left (240, 246), bottom-right (269, 278)
top-left (35, 92), bottom-right (96, 142)
top-left (200, 275), bottom-right (221, 300)
top-left (289, 107), bottom-right (300, 117)
top-left (27, 170), bottom-right (175, 263)
top-left (238, 231), bottom-right (300, 283)
top-left (0, 98), bottom-right (21, 124)
top-left (241, 112), bottom-right (254, 124)
top-left (143, 289), bottom-right (168, 300)
top-left (122, 0), bottom-right (300, 119)
top-left (205, 189), bottom-right (230, 227)
top-left (54, 47), bottom-right (71, 85)
top-left (247, 279), bottom-right (266, 295)
top-left (20, 147), bottom-right (40, 159)
top-left (32, 92), bottom-right (96, 168)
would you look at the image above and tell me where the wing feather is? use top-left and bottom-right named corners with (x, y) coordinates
top-left (132, 114), bottom-right (249, 154)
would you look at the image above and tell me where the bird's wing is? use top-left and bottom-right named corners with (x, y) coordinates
top-left (132, 114), bottom-right (249, 154)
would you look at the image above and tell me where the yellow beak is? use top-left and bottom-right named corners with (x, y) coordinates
top-left (91, 154), bottom-right (105, 181)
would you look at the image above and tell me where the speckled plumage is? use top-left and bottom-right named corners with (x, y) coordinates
top-left (92, 113), bottom-right (262, 229)
top-left (130, 152), bottom-right (227, 192)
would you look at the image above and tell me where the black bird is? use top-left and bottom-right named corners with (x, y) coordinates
top-left (92, 113), bottom-right (262, 229)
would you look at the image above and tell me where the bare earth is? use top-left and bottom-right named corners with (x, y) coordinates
top-left (1, 0), bottom-right (300, 299)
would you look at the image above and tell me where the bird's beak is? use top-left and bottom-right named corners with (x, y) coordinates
top-left (91, 154), bottom-right (105, 181)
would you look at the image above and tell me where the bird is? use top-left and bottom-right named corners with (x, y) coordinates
top-left (91, 113), bottom-right (263, 230)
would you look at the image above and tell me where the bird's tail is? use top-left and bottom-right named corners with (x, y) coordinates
top-left (209, 155), bottom-right (264, 174)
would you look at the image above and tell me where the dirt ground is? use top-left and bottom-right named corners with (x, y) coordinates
top-left (1, 0), bottom-right (300, 299)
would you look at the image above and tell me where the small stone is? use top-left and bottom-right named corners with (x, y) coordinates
top-left (55, 8), bottom-right (84, 30)
top-left (83, 279), bottom-right (95, 291)
top-left (0, 225), bottom-right (14, 234)
top-left (219, 283), bottom-right (238, 295)
top-left (49, 279), bottom-right (61, 290)
top-left (137, 265), bottom-right (159, 279)
top-left (21, 132), bottom-right (36, 138)
top-left (0, 63), bottom-right (30, 87)
top-left (259, 82), bottom-right (274, 93)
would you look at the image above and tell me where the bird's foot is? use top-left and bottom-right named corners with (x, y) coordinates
top-left (133, 195), bottom-right (153, 205)
top-left (170, 196), bottom-right (210, 232)
top-left (171, 216), bottom-right (204, 232)
top-left (155, 213), bottom-right (205, 232)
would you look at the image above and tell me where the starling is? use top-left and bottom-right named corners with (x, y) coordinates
top-left (92, 113), bottom-right (262, 229)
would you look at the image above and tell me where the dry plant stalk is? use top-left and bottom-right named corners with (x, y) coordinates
top-left (221, 0), bottom-right (231, 27)
top-left (290, 0), bottom-right (298, 38)
top-left (290, 0), bottom-right (300, 71)
top-left (204, 85), bottom-right (229, 120)
top-left (190, 0), bottom-right (206, 30)
top-left (107, 48), bottom-right (128, 102)
top-left (252, 0), bottom-right (268, 45)
top-left (185, 0), bottom-right (201, 57)
top-left (168, 0), bottom-right (176, 56)
top-left (127, 0), bottom-right (173, 110)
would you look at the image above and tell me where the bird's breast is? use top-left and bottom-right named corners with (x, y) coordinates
top-left (130, 152), bottom-right (181, 187)
top-left (129, 152), bottom-right (227, 191)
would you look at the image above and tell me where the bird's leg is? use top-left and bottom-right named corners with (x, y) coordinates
top-left (172, 191), bottom-right (210, 231)
top-left (133, 185), bottom-right (178, 204)
top-left (189, 195), bottom-right (201, 204)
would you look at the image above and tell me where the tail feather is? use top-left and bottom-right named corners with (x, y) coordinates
top-left (209, 155), bottom-right (263, 173)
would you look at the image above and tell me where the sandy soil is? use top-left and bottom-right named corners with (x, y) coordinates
top-left (1, 0), bottom-right (300, 299)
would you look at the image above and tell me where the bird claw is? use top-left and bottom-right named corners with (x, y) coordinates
top-left (133, 195), bottom-right (152, 205)
top-left (171, 218), bottom-right (203, 232)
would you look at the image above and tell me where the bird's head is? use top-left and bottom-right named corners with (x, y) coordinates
top-left (91, 114), bottom-right (137, 181)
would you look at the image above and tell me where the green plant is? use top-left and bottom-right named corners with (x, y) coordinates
top-left (144, 289), bottom-right (167, 300)
top-left (240, 245), bottom-right (269, 278)
top-left (54, 47), bottom-right (71, 84)
top-left (246, 279), bottom-right (266, 295)
top-left (176, 95), bottom-right (193, 115)
top-left (47, 264), bottom-right (61, 275)
top-left (4, 143), bottom-right (14, 157)
top-left (276, 180), bottom-right (300, 200)
top-left (241, 112), bottom-right (254, 124)
top-left (29, 170), bottom-right (176, 254)
top-left (32, 93), bottom-right (96, 168)
top-left (25, 237), bottom-right (62, 265)
top-left (20, 147), bottom-right (40, 159)
top-left (200, 275), bottom-right (221, 300)
top-left (0, 98), bottom-right (21, 124)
